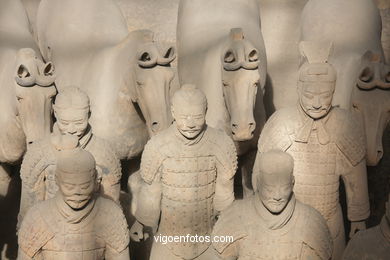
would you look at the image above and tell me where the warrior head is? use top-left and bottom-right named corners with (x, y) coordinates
top-left (254, 150), bottom-right (295, 214)
top-left (55, 135), bottom-right (97, 210)
top-left (298, 41), bottom-right (336, 120)
top-left (171, 84), bottom-right (207, 140)
top-left (53, 87), bottom-right (90, 139)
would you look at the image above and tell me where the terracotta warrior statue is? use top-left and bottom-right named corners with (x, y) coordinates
top-left (342, 192), bottom-right (390, 260)
top-left (130, 84), bottom-right (237, 260)
top-left (256, 42), bottom-right (370, 260)
top-left (213, 150), bottom-right (332, 260)
top-left (17, 136), bottom-right (130, 260)
top-left (19, 87), bottom-right (122, 223)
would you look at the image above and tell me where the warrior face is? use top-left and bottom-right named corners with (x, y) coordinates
top-left (299, 81), bottom-right (334, 120)
top-left (56, 144), bottom-right (97, 210)
top-left (173, 104), bottom-right (206, 139)
top-left (57, 168), bottom-right (96, 210)
top-left (54, 87), bottom-right (90, 139)
top-left (256, 151), bottom-right (294, 214)
top-left (171, 84), bottom-right (207, 140)
top-left (55, 108), bottom-right (89, 138)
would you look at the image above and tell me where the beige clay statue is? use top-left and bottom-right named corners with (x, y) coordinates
top-left (256, 42), bottom-right (370, 260)
top-left (213, 150), bottom-right (332, 260)
top-left (19, 87), bottom-right (122, 223)
top-left (130, 84), bottom-right (237, 260)
top-left (17, 136), bottom-right (130, 260)
top-left (342, 193), bottom-right (390, 260)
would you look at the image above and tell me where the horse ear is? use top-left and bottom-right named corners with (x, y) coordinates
top-left (158, 46), bottom-right (176, 65)
top-left (223, 50), bottom-right (235, 63)
top-left (137, 44), bottom-right (158, 68)
top-left (42, 62), bottom-right (55, 76)
top-left (358, 66), bottom-right (374, 83)
top-left (15, 64), bottom-right (35, 87)
top-left (36, 61), bottom-right (56, 87)
top-left (248, 49), bottom-right (258, 62)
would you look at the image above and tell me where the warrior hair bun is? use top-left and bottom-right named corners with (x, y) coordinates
top-left (51, 134), bottom-right (79, 151)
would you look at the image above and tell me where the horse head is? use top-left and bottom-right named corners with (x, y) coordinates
top-left (221, 28), bottom-right (262, 141)
top-left (353, 50), bottom-right (390, 166)
top-left (14, 48), bottom-right (57, 145)
top-left (131, 34), bottom-right (176, 136)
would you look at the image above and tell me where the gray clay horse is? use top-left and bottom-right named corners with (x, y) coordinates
top-left (36, 0), bottom-right (176, 160)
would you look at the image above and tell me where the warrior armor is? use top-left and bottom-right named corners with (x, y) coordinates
top-left (342, 216), bottom-right (390, 260)
top-left (135, 125), bottom-right (237, 260)
top-left (19, 127), bottom-right (122, 224)
top-left (18, 197), bottom-right (129, 260)
top-left (257, 106), bottom-right (369, 222)
top-left (212, 197), bottom-right (332, 260)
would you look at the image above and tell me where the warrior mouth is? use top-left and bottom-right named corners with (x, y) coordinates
top-left (184, 130), bottom-right (200, 133)
top-left (68, 198), bottom-right (88, 203)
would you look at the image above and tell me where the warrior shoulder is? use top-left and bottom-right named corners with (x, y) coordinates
top-left (212, 199), bottom-right (252, 254)
top-left (297, 201), bottom-right (333, 260)
top-left (208, 127), bottom-right (237, 175)
top-left (87, 136), bottom-right (120, 162)
top-left (258, 107), bottom-right (297, 152)
top-left (97, 198), bottom-right (130, 253)
top-left (20, 137), bottom-right (53, 186)
top-left (139, 129), bottom-right (171, 184)
top-left (18, 200), bottom-right (54, 258)
top-left (331, 108), bottom-right (365, 166)
top-left (87, 136), bottom-right (122, 178)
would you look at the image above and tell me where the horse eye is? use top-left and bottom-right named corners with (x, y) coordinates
top-left (136, 80), bottom-right (143, 86)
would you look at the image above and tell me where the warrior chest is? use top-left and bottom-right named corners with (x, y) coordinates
top-left (42, 221), bottom-right (106, 259)
top-left (238, 226), bottom-right (304, 260)
top-left (289, 130), bottom-right (338, 176)
top-left (160, 156), bottom-right (217, 195)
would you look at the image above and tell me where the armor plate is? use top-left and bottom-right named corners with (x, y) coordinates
top-left (288, 132), bottom-right (340, 220)
top-left (213, 199), bottom-right (332, 260)
top-left (159, 156), bottom-right (217, 260)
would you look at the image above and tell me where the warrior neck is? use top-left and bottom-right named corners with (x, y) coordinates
top-left (173, 123), bottom-right (207, 146)
top-left (55, 193), bottom-right (96, 224)
top-left (254, 193), bottom-right (296, 230)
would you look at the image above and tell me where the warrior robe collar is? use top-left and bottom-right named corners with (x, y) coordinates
top-left (55, 193), bottom-right (96, 224)
top-left (52, 123), bottom-right (93, 149)
top-left (254, 193), bottom-right (296, 230)
top-left (295, 104), bottom-right (331, 145)
top-left (173, 123), bottom-right (207, 146)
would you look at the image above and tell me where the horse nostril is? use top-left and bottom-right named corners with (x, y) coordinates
top-left (151, 122), bottom-right (159, 132)
top-left (232, 124), bottom-right (238, 129)
top-left (377, 150), bottom-right (383, 159)
top-left (28, 141), bottom-right (33, 145)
